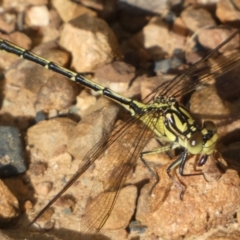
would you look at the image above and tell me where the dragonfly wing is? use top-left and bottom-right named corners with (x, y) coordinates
top-left (80, 112), bottom-right (155, 233)
top-left (143, 29), bottom-right (240, 103)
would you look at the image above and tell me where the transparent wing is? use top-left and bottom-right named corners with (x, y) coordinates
top-left (30, 108), bottom-right (155, 232)
top-left (143, 29), bottom-right (240, 103)
top-left (79, 112), bottom-right (156, 233)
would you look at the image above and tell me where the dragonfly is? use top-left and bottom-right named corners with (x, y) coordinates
top-left (0, 29), bottom-right (239, 234)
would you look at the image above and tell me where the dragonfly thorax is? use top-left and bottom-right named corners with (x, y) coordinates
top-left (151, 98), bottom-right (218, 156)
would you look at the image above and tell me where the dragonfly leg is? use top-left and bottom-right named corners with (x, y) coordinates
top-left (140, 142), bottom-right (178, 195)
top-left (156, 138), bottom-right (174, 159)
top-left (167, 151), bottom-right (187, 199)
top-left (167, 149), bottom-right (204, 199)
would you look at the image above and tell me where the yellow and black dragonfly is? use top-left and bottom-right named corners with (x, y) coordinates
top-left (0, 28), bottom-right (239, 233)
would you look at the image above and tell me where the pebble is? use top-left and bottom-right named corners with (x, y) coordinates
top-left (181, 6), bottom-right (216, 32)
top-left (0, 179), bottom-right (19, 226)
top-left (154, 56), bottom-right (183, 74)
top-left (216, 0), bottom-right (240, 24)
top-left (59, 13), bottom-right (122, 72)
top-left (52, 0), bottom-right (97, 22)
top-left (0, 13), bottom-right (16, 33)
top-left (36, 74), bottom-right (80, 111)
top-left (36, 181), bottom-right (52, 196)
top-left (25, 5), bottom-right (50, 27)
top-left (27, 118), bottom-right (76, 161)
top-left (24, 200), bottom-right (33, 210)
top-left (29, 162), bottom-right (47, 176)
top-left (67, 98), bottom-right (119, 160)
top-left (197, 27), bottom-right (239, 52)
top-left (0, 126), bottom-right (26, 177)
top-left (94, 61), bottom-right (135, 93)
top-left (129, 17), bottom-right (171, 60)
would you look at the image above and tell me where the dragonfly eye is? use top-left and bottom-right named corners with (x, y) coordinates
top-left (188, 132), bottom-right (203, 154)
top-left (203, 121), bottom-right (216, 132)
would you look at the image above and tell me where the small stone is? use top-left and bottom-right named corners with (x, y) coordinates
top-left (104, 186), bottom-right (137, 230)
top-left (59, 13), bottom-right (122, 72)
top-left (36, 181), bottom-right (53, 196)
top-left (25, 5), bottom-right (50, 27)
top-left (198, 28), bottom-right (239, 52)
top-left (55, 195), bottom-right (75, 210)
top-left (0, 179), bottom-right (19, 225)
top-left (24, 200), bottom-right (33, 210)
top-left (129, 16), bottom-right (171, 60)
top-left (140, 75), bottom-right (171, 99)
top-left (216, 0), bottom-right (240, 25)
top-left (118, 0), bottom-right (169, 15)
top-left (154, 56), bottom-right (183, 74)
top-left (52, 0), bottom-right (97, 22)
top-left (67, 98), bottom-right (119, 160)
top-left (93, 61), bottom-right (135, 93)
top-left (40, 26), bottom-right (60, 43)
top-left (0, 13), bottom-right (16, 33)
top-left (0, 126), bottom-right (26, 177)
top-left (36, 74), bottom-right (80, 111)
top-left (181, 7), bottom-right (216, 32)
top-left (29, 162), bottom-right (47, 176)
top-left (71, 90), bottom-right (97, 115)
top-left (27, 118), bottom-right (76, 161)
top-left (43, 220), bottom-right (55, 230)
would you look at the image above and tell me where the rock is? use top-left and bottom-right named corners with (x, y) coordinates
top-left (0, 13), bottom-right (16, 33)
top-left (118, 0), bottom-right (169, 15)
top-left (59, 14), bottom-right (122, 72)
top-left (0, 179), bottom-right (19, 227)
top-left (140, 75), bottom-right (173, 99)
top-left (136, 157), bottom-right (240, 239)
top-left (154, 56), bottom-right (183, 74)
top-left (25, 5), bottom-right (50, 27)
top-left (71, 90), bottom-right (97, 117)
top-left (129, 17), bottom-right (171, 60)
top-left (216, 0), bottom-right (240, 25)
top-left (0, 126), bottom-right (26, 177)
top-left (52, 0), bottom-right (97, 22)
top-left (93, 61), bottom-right (135, 93)
top-left (35, 181), bottom-right (53, 196)
top-left (27, 117), bottom-right (76, 161)
top-left (197, 28), bottom-right (239, 52)
top-left (181, 7), bottom-right (216, 33)
top-left (67, 98), bottom-right (119, 160)
top-left (36, 74), bottom-right (80, 111)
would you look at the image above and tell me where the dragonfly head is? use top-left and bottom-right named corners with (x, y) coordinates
top-left (186, 120), bottom-right (218, 156)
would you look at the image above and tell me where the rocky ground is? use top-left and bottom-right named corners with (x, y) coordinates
top-left (0, 0), bottom-right (240, 239)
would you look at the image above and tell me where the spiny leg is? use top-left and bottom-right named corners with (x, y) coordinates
top-left (140, 142), bottom-right (179, 195)
top-left (167, 150), bottom-right (205, 199)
